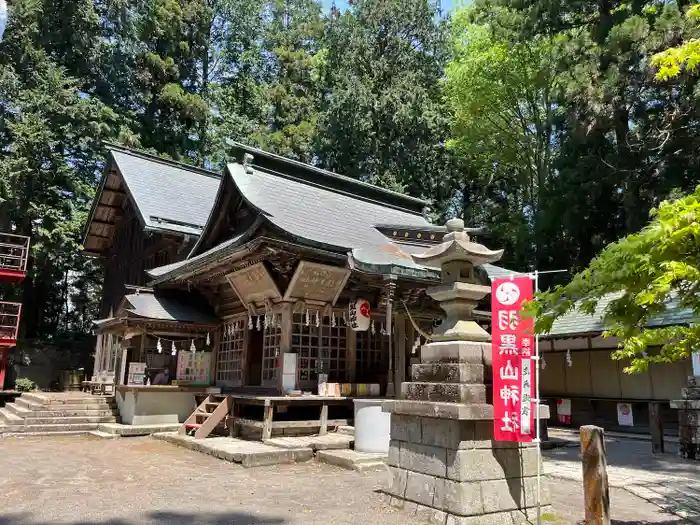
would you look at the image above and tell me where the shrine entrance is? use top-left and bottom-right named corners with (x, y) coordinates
top-left (246, 327), bottom-right (263, 386)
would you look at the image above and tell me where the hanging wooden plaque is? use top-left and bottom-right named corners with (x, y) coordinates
top-left (283, 261), bottom-right (350, 305)
top-left (226, 262), bottom-right (282, 307)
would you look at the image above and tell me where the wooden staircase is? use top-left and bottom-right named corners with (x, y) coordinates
top-left (179, 394), bottom-right (231, 439)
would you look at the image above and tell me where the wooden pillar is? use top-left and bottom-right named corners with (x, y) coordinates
top-left (395, 313), bottom-right (406, 398)
top-left (209, 329), bottom-right (220, 386)
top-left (580, 425), bottom-right (611, 525)
top-left (347, 324), bottom-right (357, 383)
top-left (93, 334), bottom-right (104, 377)
top-left (118, 341), bottom-right (130, 386)
top-left (649, 402), bottom-right (665, 454)
top-left (0, 348), bottom-right (8, 390)
top-left (278, 303), bottom-right (293, 393)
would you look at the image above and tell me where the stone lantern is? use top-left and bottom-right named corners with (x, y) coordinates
top-left (382, 218), bottom-right (551, 525)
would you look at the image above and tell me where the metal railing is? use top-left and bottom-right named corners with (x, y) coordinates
top-left (0, 301), bottom-right (20, 342)
top-left (0, 233), bottom-right (29, 274)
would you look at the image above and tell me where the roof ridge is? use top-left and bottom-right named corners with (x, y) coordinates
top-left (227, 140), bottom-right (429, 212)
top-left (104, 142), bottom-right (222, 180)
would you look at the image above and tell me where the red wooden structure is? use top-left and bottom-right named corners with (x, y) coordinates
top-left (0, 233), bottom-right (29, 389)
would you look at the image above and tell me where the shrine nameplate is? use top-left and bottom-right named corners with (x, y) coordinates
top-left (283, 261), bottom-right (350, 305)
top-left (226, 262), bottom-right (282, 306)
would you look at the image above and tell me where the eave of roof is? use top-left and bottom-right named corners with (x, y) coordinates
top-left (82, 144), bottom-right (222, 255)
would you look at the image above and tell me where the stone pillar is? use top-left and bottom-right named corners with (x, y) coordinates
top-left (383, 340), bottom-right (551, 524)
top-left (381, 218), bottom-right (551, 524)
top-left (671, 376), bottom-right (700, 460)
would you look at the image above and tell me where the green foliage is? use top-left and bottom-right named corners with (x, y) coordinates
top-left (15, 378), bottom-right (37, 392)
top-left (652, 5), bottom-right (700, 80)
top-left (527, 186), bottom-right (700, 373)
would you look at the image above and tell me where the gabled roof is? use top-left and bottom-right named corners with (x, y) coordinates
top-left (148, 143), bottom-right (516, 285)
top-left (83, 145), bottom-right (221, 255)
top-left (545, 293), bottom-right (698, 338)
top-left (226, 161), bottom-right (430, 252)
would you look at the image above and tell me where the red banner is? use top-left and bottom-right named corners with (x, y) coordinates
top-left (491, 276), bottom-right (535, 442)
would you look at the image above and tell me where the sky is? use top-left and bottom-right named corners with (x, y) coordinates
top-left (322, 0), bottom-right (457, 14)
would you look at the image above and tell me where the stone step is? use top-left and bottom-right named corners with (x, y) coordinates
top-left (0, 422), bottom-right (100, 434)
top-left (22, 415), bottom-right (119, 425)
top-left (0, 407), bottom-right (23, 424)
top-left (15, 397), bottom-right (115, 411)
top-left (4, 402), bottom-right (117, 419)
top-left (337, 425), bottom-right (355, 436)
top-left (317, 449), bottom-right (387, 471)
top-left (20, 392), bottom-right (115, 406)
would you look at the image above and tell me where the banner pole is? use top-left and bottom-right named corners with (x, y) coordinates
top-left (534, 270), bottom-right (542, 525)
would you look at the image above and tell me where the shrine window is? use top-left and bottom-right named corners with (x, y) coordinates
top-left (292, 312), bottom-right (347, 388)
top-left (262, 322), bottom-right (282, 386)
top-left (217, 318), bottom-right (247, 386)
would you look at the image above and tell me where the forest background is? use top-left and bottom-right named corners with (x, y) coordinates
top-left (0, 0), bottom-right (698, 365)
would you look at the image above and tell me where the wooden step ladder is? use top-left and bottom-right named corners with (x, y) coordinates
top-left (179, 395), bottom-right (232, 439)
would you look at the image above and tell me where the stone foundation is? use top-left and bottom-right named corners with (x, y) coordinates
top-left (671, 376), bottom-right (700, 460)
top-left (382, 415), bottom-right (551, 525)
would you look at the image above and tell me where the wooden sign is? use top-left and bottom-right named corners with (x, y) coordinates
top-left (283, 261), bottom-right (350, 305)
top-left (226, 262), bottom-right (282, 307)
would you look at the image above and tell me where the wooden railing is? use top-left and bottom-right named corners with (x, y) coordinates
top-left (0, 233), bottom-right (29, 275)
top-left (0, 302), bottom-right (21, 343)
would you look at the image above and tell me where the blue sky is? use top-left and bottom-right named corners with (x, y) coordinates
top-left (322, 0), bottom-right (457, 14)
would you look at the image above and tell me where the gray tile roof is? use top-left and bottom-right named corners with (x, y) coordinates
top-left (228, 162), bottom-right (430, 251)
top-left (147, 152), bottom-right (520, 285)
top-left (111, 150), bottom-right (221, 236)
top-left (122, 292), bottom-right (218, 324)
top-left (546, 292), bottom-right (698, 338)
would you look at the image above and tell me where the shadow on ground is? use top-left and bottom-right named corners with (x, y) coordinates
top-left (0, 511), bottom-right (286, 525)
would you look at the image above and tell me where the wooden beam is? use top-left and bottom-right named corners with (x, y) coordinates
top-left (395, 313), bottom-right (406, 398)
top-left (580, 425), bottom-right (611, 525)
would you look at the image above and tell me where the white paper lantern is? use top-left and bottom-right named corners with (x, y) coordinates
top-left (348, 298), bottom-right (371, 332)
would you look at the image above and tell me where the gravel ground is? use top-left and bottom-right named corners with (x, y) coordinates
top-left (0, 436), bottom-right (686, 525)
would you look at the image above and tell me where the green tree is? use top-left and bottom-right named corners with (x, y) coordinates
top-left (315, 0), bottom-right (455, 210)
top-left (0, 0), bottom-right (117, 340)
top-left (528, 186), bottom-right (700, 373)
top-left (444, 6), bottom-right (560, 270)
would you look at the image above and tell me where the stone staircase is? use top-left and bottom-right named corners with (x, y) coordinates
top-left (0, 392), bottom-right (120, 434)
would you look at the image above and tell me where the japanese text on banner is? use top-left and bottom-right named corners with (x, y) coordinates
top-left (491, 277), bottom-right (535, 442)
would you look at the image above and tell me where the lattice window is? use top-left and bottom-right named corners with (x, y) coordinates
top-left (262, 323), bottom-right (282, 385)
top-left (356, 322), bottom-right (389, 382)
top-left (292, 313), bottom-right (348, 385)
top-left (217, 318), bottom-right (247, 385)
top-left (319, 317), bottom-right (347, 382)
top-left (293, 313), bottom-right (319, 384)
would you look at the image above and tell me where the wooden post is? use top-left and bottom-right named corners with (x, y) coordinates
top-left (0, 348), bottom-right (8, 390)
top-left (347, 322), bottom-right (357, 383)
top-left (395, 313), bottom-right (406, 398)
top-left (649, 402), bottom-right (665, 454)
top-left (580, 425), bottom-right (611, 525)
top-left (262, 401), bottom-right (274, 441)
top-left (319, 402), bottom-right (329, 435)
top-left (278, 303), bottom-right (293, 393)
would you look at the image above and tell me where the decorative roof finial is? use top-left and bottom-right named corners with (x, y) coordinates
top-left (243, 153), bottom-right (255, 174)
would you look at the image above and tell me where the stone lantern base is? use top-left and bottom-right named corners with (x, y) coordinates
top-left (382, 340), bottom-right (551, 525)
top-left (670, 376), bottom-right (700, 460)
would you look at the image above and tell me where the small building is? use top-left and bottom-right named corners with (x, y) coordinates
top-left (540, 294), bottom-right (696, 435)
top-left (84, 143), bottom-right (512, 427)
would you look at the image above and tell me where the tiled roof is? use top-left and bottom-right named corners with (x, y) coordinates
top-left (111, 149), bottom-right (221, 236)
top-left (228, 162), bottom-right (430, 252)
top-left (546, 292), bottom-right (698, 337)
top-left (122, 292), bottom-right (218, 324)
